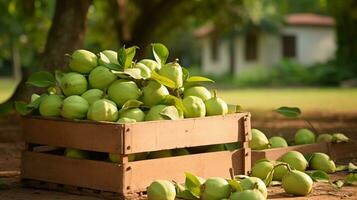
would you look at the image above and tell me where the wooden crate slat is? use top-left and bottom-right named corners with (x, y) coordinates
top-left (251, 142), bottom-right (330, 164)
top-left (22, 117), bottom-right (123, 153)
top-left (21, 151), bottom-right (124, 193)
top-left (124, 113), bottom-right (248, 154)
top-left (122, 149), bottom-right (247, 193)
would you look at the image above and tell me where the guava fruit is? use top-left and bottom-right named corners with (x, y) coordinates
top-left (119, 108), bottom-right (145, 122)
top-left (309, 152), bottom-right (336, 173)
top-left (81, 89), bottom-right (104, 105)
top-left (183, 86), bottom-right (211, 101)
top-left (172, 148), bottom-right (190, 156)
top-left (158, 61), bottom-right (183, 88)
top-left (229, 190), bottom-right (265, 200)
top-left (182, 96), bottom-right (206, 118)
top-left (139, 59), bottom-right (160, 71)
top-left (145, 105), bottom-right (179, 121)
top-left (200, 177), bottom-right (231, 200)
top-left (117, 117), bottom-right (136, 123)
top-left (250, 129), bottom-right (270, 150)
top-left (273, 162), bottom-right (289, 181)
top-left (65, 148), bottom-right (90, 159)
top-left (133, 152), bottom-right (148, 161)
top-left (294, 128), bottom-right (316, 145)
top-left (59, 72), bottom-right (88, 96)
top-left (331, 133), bottom-right (349, 143)
top-left (224, 142), bottom-right (242, 151)
top-left (147, 150), bottom-right (173, 159)
top-left (251, 159), bottom-right (274, 180)
top-left (239, 177), bottom-right (267, 198)
top-left (61, 95), bottom-right (89, 119)
top-left (87, 99), bottom-right (118, 122)
top-left (88, 66), bottom-right (117, 90)
top-left (282, 170), bottom-right (313, 196)
top-left (141, 81), bottom-right (170, 107)
top-left (30, 93), bottom-right (40, 103)
top-left (205, 144), bottom-right (225, 152)
top-left (39, 94), bottom-right (63, 117)
top-left (69, 49), bottom-right (98, 74)
top-left (316, 134), bottom-right (333, 143)
top-left (204, 94), bottom-right (228, 116)
top-left (99, 50), bottom-right (118, 65)
top-left (108, 153), bottom-right (135, 162)
top-left (269, 136), bottom-right (288, 148)
top-left (147, 180), bottom-right (176, 200)
top-left (108, 80), bottom-right (141, 107)
top-left (279, 151), bottom-right (308, 171)
top-left (135, 63), bottom-right (151, 79)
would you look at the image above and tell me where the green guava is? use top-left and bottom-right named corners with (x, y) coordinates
top-left (200, 177), bottom-right (231, 200)
top-left (87, 99), bottom-right (118, 122)
top-left (182, 96), bottom-right (206, 118)
top-left (141, 81), bottom-right (170, 107)
top-left (282, 170), bottom-right (313, 196)
top-left (119, 108), bottom-right (145, 122)
top-left (224, 142), bottom-right (241, 151)
top-left (250, 129), bottom-right (270, 150)
top-left (61, 95), bottom-right (89, 119)
top-left (133, 152), bottom-right (148, 161)
top-left (316, 134), bottom-right (333, 143)
top-left (139, 59), bottom-right (160, 71)
top-left (99, 50), bottom-right (118, 65)
top-left (117, 117), bottom-right (136, 123)
top-left (204, 95), bottom-right (228, 116)
top-left (183, 86), bottom-right (211, 101)
top-left (205, 144), bottom-right (226, 152)
top-left (88, 66), bottom-right (117, 90)
top-left (108, 80), bottom-right (141, 107)
top-left (158, 62), bottom-right (183, 88)
top-left (108, 153), bottom-right (135, 163)
top-left (309, 152), bottom-right (336, 173)
top-left (279, 151), bottom-right (308, 171)
top-left (269, 136), bottom-right (288, 148)
top-left (81, 89), bottom-right (104, 105)
top-left (294, 128), bottom-right (316, 145)
top-left (69, 49), bottom-right (98, 74)
top-left (239, 177), bottom-right (268, 198)
top-left (273, 161), bottom-right (289, 181)
top-left (251, 159), bottom-right (274, 180)
top-left (229, 190), bottom-right (265, 200)
top-left (172, 148), bottom-right (190, 156)
top-left (135, 63), bottom-right (151, 79)
top-left (30, 93), bottom-right (40, 103)
top-left (147, 150), bottom-right (173, 159)
top-left (39, 94), bottom-right (63, 117)
top-left (147, 180), bottom-right (176, 200)
top-left (59, 72), bottom-right (88, 96)
top-left (65, 148), bottom-right (90, 159)
top-left (145, 105), bottom-right (178, 121)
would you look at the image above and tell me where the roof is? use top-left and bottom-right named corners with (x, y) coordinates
top-left (285, 13), bottom-right (335, 26)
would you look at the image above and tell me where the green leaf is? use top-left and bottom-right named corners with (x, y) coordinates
top-left (345, 173), bottom-right (357, 185)
top-left (182, 67), bottom-right (190, 81)
top-left (336, 165), bottom-right (348, 172)
top-left (186, 76), bottom-right (215, 83)
top-left (307, 170), bottom-right (330, 183)
top-left (270, 181), bottom-right (282, 186)
top-left (228, 179), bottom-right (243, 192)
top-left (99, 52), bottom-right (123, 70)
top-left (331, 180), bottom-right (344, 189)
top-left (151, 71), bottom-right (176, 88)
top-left (264, 169), bottom-right (274, 186)
top-left (152, 43), bottom-right (169, 66)
top-left (160, 95), bottom-right (187, 113)
top-left (26, 71), bottom-right (56, 88)
top-left (304, 153), bottom-right (314, 163)
top-left (117, 46), bottom-right (126, 68)
top-left (184, 172), bottom-right (201, 198)
top-left (124, 46), bottom-right (139, 68)
top-left (174, 183), bottom-right (199, 200)
top-left (55, 70), bottom-right (64, 85)
top-left (0, 101), bottom-right (13, 116)
top-left (224, 142), bottom-right (241, 151)
top-left (112, 68), bottom-right (143, 79)
top-left (99, 52), bottom-right (110, 65)
top-left (160, 105), bottom-right (180, 120)
top-left (348, 162), bottom-right (357, 172)
top-left (275, 106), bottom-right (301, 118)
top-left (120, 100), bottom-right (143, 113)
top-left (15, 101), bottom-right (32, 115)
top-left (27, 94), bottom-right (48, 109)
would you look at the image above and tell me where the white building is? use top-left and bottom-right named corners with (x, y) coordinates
top-left (196, 13), bottom-right (336, 75)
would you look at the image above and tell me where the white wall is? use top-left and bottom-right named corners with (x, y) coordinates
top-left (201, 38), bottom-right (230, 75)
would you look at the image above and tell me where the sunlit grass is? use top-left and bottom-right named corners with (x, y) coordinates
top-left (0, 78), bottom-right (18, 103)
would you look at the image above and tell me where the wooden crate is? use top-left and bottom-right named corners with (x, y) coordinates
top-left (251, 141), bottom-right (357, 164)
top-left (21, 113), bottom-right (251, 197)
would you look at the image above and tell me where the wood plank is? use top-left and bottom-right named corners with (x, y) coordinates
top-left (22, 117), bottom-right (123, 153)
top-left (122, 149), bottom-right (247, 194)
top-left (330, 141), bottom-right (357, 160)
top-left (251, 142), bottom-right (330, 164)
top-left (123, 113), bottom-right (248, 154)
top-left (21, 151), bottom-right (124, 193)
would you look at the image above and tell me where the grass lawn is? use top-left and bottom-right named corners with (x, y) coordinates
top-left (220, 88), bottom-right (357, 113)
top-left (0, 78), bottom-right (19, 103)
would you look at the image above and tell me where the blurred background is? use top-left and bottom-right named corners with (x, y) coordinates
top-left (0, 0), bottom-right (356, 149)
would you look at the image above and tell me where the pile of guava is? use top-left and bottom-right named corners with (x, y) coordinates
top-left (18, 43), bottom-right (242, 162)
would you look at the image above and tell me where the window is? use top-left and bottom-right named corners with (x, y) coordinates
top-left (282, 35), bottom-right (296, 58)
top-left (245, 33), bottom-right (258, 61)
